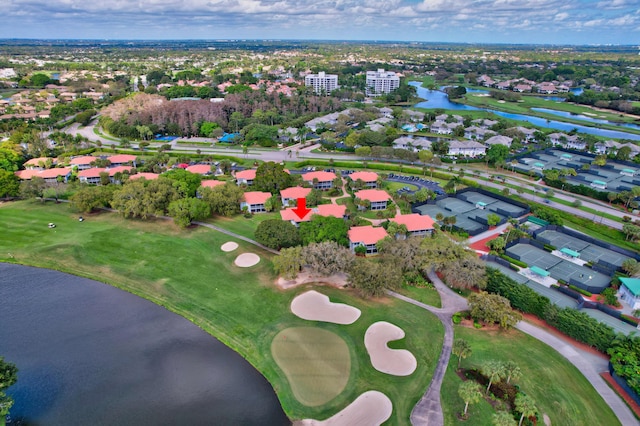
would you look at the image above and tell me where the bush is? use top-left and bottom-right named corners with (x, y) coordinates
top-left (543, 244), bottom-right (556, 252)
top-left (498, 254), bottom-right (527, 268)
top-left (569, 285), bottom-right (593, 297)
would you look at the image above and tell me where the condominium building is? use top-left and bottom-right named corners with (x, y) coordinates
top-left (366, 69), bottom-right (400, 96)
top-left (304, 71), bottom-right (338, 95)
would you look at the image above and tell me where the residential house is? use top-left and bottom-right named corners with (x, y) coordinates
top-left (38, 167), bottom-right (72, 183)
top-left (509, 126), bottom-right (537, 143)
top-left (280, 186), bottom-right (312, 206)
top-left (354, 189), bottom-right (392, 210)
top-left (595, 140), bottom-right (621, 155)
top-left (484, 135), bottom-right (513, 147)
top-left (315, 204), bottom-right (347, 219)
top-left (302, 171), bottom-right (337, 190)
top-left (186, 164), bottom-right (213, 176)
top-left (280, 207), bottom-right (314, 226)
top-left (349, 171), bottom-right (378, 188)
top-left (235, 169), bottom-right (257, 186)
top-left (448, 140), bottom-right (487, 157)
top-left (513, 84), bottom-right (532, 93)
top-left (240, 191), bottom-right (272, 213)
top-left (130, 172), bottom-right (160, 181)
top-left (14, 169), bottom-right (41, 180)
top-left (108, 166), bottom-right (133, 184)
top-left (464, 126), bottom-right (496, 140)
top-left (392, 136), bottom-right (432, 152)
top-left (472, 119), bottom-right (498, 129)
top-left (70, 155), bottom-right (97, 171)
top-left (348, 225), bottom-right (388, 254)
top-left (619, 278), bottom-right (640, 310)
top-left (404, 110), bottom-right (425, 122)
top-left (24, 157), bottom-right (55, 170)
top-left (390, 213), bottom-right (435, 238)
top-left (78, 168), bottom-right (106, 184)
top-left (430, 120), bottom-right (458, 135)
top-left (108, 154), bottom-right (137, 167)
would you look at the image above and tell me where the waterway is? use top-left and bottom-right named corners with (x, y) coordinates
top-left (410, 82), bottom-right (640, 141)
top-left (0, 263), bottom-right (290, 426)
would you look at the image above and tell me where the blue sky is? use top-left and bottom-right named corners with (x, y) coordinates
top-left (2, 0), bottom-right (638, 45)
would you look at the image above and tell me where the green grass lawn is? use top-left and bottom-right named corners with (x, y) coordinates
top-left (203, 211), bottom-right (281, 240)
top-left (0, 200), bottom-right (444, 425)
top-left (385, 182), bottom-right (419, 193)
top-left (441, 325), bottom-right (619, 426)
top-left (395, 283), bottom-right (442, 308)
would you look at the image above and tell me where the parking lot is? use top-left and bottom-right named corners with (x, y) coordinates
top-left (386, 173), bottom-right (445, 195)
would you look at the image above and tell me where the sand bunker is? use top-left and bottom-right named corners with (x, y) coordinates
top-left (364, 322), bottom-right (417, 376)
top-left (276, 269), bottom-right (348, 290)
top-left (291, 291), bottom-right (361, 325)
top-left (234, 253), bottom-right (260, 267)
top-left (221, 241), bottom-right (239, 252)
top-left (296, 391), bottom-right (392, 426)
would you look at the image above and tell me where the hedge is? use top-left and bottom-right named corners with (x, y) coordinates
top-left (497, 254), bottom-right (528, 268)
top-left (568, 285), bottom-right (593, 297)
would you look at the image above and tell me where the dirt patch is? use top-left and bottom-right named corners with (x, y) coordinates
top-left (276, 269), bottom-right (348, 290)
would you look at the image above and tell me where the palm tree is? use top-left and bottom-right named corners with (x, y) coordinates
top-left (452, 339), bottom-right (472, 368)
top-left (515, 393), bottom-right (537, 426)
top-left (444, 176), bottom-right (460, 193)
top-left (492, 411), bottom-right (517, 426)
top-left (436, 212), bottom-right (444, 223)
top-left (458, 381), bottom-right (483, 417)
top-left (504, 360), bottom-right (522, 384)
top-left (481, 360), bottom-right (506, 395)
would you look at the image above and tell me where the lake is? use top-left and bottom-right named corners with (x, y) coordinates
top-left (410, 82), bottom-right (640, 141)
top-left (0, 263), bottom-right (290, 426)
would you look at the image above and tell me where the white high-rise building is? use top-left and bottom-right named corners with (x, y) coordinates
top-left (304, 71), bottom-right (338, 95)
top-left (366, 69), bottom-right (400, 96)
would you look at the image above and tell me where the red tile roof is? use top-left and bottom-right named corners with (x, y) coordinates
top-left (236, 169), bottom-right (257, 180)
top-left (348, 225), bottom-right (388, 245)
top-left (78, 168), bottom-right (106, 178)
top-left (354, 189), bottom-right (391, 203)
top-left (130, 172), bottom-right (159, 180)
top-left (186, 164), bottom-right (212, 175)
top-left (302, 171), bottom-right (336, 182)
top-left (24, 157), bottom-right (55, 167)
top-left (242, 191), bottom-right (271, 205)
top-left (108, 166), bottom-right (133, 176)
top-left (201, 180), bottom-right (225, 188)
top-left (316, 204), bottom-right (347, 218)
top-left (280, 186), bottom-right (312, 199)
top-left (14, 169), bottom-right (40, 180)
top-left (349, 171), bottom-right (378, 182)
top-left (390, 213), bottom-right (435, 232)
top-left (38, 167), bottom-right (72, 178)
top-left (108, 154), bottom-right (137, 164)
top-left (280, 207), bottom-right (313, 223)
top-left (69, 155), bottom-right (97, 165)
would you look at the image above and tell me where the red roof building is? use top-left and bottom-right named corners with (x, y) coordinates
top-left (129, 172), bottom-right (160, 181)
top-left (78, 167), bottom-right (106, 184)
top-left (354, 189), bottom-right (392, 210)
top-left (24, 157), bottom-right (56, 170)
top-left (280, 186), bottom-right (312, 206)
top-left (108, 166), bottom-right (134, 177)
top-left (200, 180), bottom-right (225, 189)
top-left (302, 171), bottom-right (337, 190)
top-left (280, 207), bottom-right (314, 224)
top-left (236, 169), bottom-right (257, 185)
top-left (108, 154), bottom-right (137, 166)
top-left (240, 191), bottom-right (272, 213)
top-left (186, 164), bottom-right (212, 175)
top-left (14, 169), bottom-right (40, 180)
top-left (315, 204), bottom-right (347, 218)
top-left (349, 171), bottom-right (378, 187)
top-left (38, 167), bottom-right (72, 183)
top-left (69, 155), bottom-right (97, 170)
top-left (348, 225), bottom-right (388, 254)
top-left (390, 213), bottom-right (435, 237)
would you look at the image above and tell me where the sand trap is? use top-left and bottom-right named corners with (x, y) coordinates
top-left (296, 391), bottom-right (392, 426)
top-left (364, 322), bottom-right (417, 376)
top-left (221, 241), bottom-right (239, 252)
top-left (234, 253), bottom-right (260, 267)
top-left (291, 290), bottom-right (361, 325)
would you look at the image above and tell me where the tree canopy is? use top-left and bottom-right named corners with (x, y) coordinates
top-left (254, 219), bottom-right (301, 249)
top-left (252, 161), bottom-right (295, 194)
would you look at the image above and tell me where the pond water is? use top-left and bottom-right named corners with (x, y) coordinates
top-left (531, 108), bottom-right (640, 131)
top-left (410, 82), bottom-right (640, 141)
top-left (0, 263), bottom-right (290, 426)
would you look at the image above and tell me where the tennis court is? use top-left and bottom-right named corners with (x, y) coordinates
top-left (507, 244), bottom-right (563, 270)
top-left (438, 198), bottom-right (476, 215)
top-left (547, 262), bottom-right (610, 290)
top-left (536, 230), bottom-right (590, 251)
top-left (579, 245), bottom-right (630, 268)
top-left (585, 309), bottom-right (639, 335)
top-left (457, 191), bottom-right (498, 206)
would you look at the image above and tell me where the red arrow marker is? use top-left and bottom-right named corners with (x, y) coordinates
top-left (292, 198), bottom-right (312, 219)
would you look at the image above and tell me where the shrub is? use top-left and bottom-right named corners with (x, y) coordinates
top-left (498, 254), bottom-right (527, 268)
top-left (569, 285), bottom-right (593, 297)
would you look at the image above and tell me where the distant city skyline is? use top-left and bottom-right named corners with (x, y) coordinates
top-left (2, 0), bottom-right (638, 45)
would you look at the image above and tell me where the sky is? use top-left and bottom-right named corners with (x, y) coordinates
top-left (2, 0), bottom-right (639, 45)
